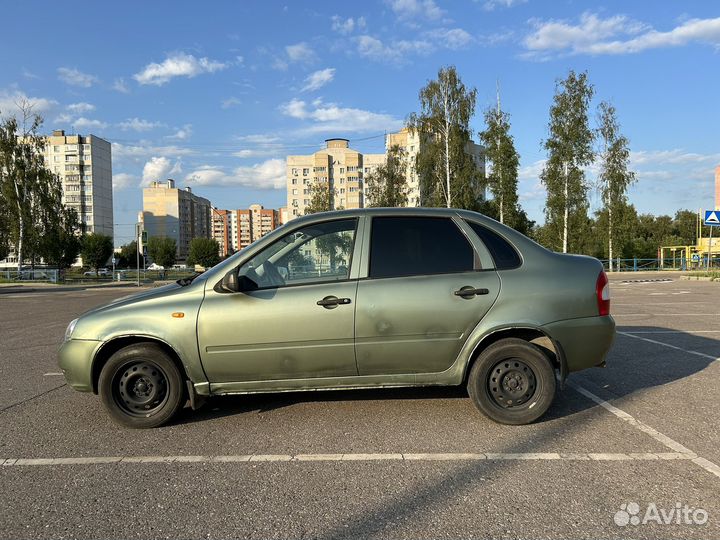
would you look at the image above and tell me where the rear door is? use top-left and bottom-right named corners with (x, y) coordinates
top-left (355, 216), bottom-right (500, 375)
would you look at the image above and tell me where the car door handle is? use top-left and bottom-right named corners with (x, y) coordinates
top-left (453, 287), bottom-right (490, 298)
top-left (317, 296), bottom-right (352, 309)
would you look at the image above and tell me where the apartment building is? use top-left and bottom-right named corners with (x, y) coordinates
top-left (44, 129), bottom-right (114, 237)
top-left (286, 138), bottom-right (385, 219)
top-left (142, 179), bottom-right (212, 263)
top-left (386, 127), bottom-right (486, 207)
top-left (212, 204), bottom-right (281, 257)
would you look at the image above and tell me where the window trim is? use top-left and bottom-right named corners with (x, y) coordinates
top-left (366, 215), bottom-right (483, 281)
top-left (463, 219), bottom-right (523, 270)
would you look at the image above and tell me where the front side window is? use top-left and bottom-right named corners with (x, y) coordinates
top-left (236, 218), bottom-right (357, 289)
top-left (369, 217), bottom-right (475, 279)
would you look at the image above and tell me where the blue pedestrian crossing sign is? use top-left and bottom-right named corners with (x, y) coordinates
top-left (705, 210), bottom-right (720, 226)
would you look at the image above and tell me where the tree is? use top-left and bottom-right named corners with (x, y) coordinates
top-left (479, 98), bottom-right (523, 227)
top-left (365, 145), bottom-right (408, 207)
top-left (37, 207), bottom-right (82, 268)
top-left (304, 180), bottom-right (335, 215)
top-left (187, 238), bottom-right (221, 268)
top-left (116, 241), bottom-right (138, 269)
top-left (147, 236), bottom-right (177, 268)
top-left (541, 70), bottom-right (595, 253)
top-left (0, 102), bottom-right (60, 270)
top-left (596, 101), bottom-right (635, 271)
top-left (81, 233), bottom-right (113, 274)
top-left (408, 66), bottom-right (481, 209)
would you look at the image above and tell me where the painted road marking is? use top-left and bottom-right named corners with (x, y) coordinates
top-left (568, 381), bottom-right (720, 479)
top-left (0, 452), bottom-right (697, 467)
top-left (621, 330), bottom-right (720, 334)
top-left (617, 331), bottom-right (720, 361)
top-left (43, 372), bottom-right (64, 377)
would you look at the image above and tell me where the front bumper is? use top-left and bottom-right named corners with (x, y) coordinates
top-left (543, 316), bottom-right (615, 373)
top-left (58, 339), bottom-right (101, 392)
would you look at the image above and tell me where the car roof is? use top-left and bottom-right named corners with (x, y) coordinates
top-left (288, 207), bottom-right (489, 225)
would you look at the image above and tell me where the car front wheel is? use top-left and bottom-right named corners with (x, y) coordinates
top-left (99, 343), bottom-right (185, 428)
top-left (467, 338), bottom-right (556, 425)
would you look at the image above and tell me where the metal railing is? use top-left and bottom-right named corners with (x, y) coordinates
top-left (1, 269), bottom-right (59, 282)
top-left (599, 257), bottom-right (720, 272)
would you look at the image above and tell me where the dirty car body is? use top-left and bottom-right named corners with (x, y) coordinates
top-left (59, 208), bottom-right (615, 428)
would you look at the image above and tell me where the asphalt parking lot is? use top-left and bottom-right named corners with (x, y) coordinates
top-left (1, 277), bottom-right (719, 539)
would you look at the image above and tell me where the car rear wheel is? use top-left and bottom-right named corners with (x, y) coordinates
top-left (99, 343), bottom-right (185, 428)
top-left (467, 338), bottom-right (556, 425)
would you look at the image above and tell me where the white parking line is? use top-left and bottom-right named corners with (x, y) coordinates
top-left (617, 331), bottom-right (720, 361)
top-left (568, 381), bottom-right (720, 479)
top-left (0, 452), bottom-right (696, 467)
top-left (621, 330), bottom-right (720, 334)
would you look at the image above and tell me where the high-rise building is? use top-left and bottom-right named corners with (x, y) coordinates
top-left (212, 204), bottom-right (281, 257)
top-left (142, 179), bottom-right (212, 263)
top-left (286, 138), bottom-right (385, 219)
top-left (44, 130), bottom-right (114, 237)
top-left (715, 165), bottom-right (720, 209)
top-left (386, 127), bottom-right (486, 207)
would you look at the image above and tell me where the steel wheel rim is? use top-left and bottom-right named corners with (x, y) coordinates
top-left (112, 361), bottom-right (169, 417)
top-left (488, 358), bottom-right (537, 408)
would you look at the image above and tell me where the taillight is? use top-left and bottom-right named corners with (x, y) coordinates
top-left (596, 271), bottom-right (610, 316)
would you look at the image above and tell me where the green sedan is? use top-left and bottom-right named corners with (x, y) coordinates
top-left (59, 208), bottom-right (615, 428)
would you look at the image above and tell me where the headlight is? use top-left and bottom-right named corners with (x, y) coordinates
top-left (64, 318), bottom-right (79, 342)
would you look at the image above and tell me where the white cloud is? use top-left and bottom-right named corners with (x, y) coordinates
top-left (133, 53), bottom-right (228, 86)
top-left (167, 124), bottom-right (193, 140)
top-left (387, 0), bottom-right (444, 21)
top-left (118, 117), bottom-right (164, 132)
top-left (237, 134), bottom-right (281, 144)
top-left (73, 117), bottom-right (108, 131)
top-left (0, 89), bottom-right (57, 117)
top-left (57, 67), bottom-right (98, 87)
top-left (482, 0), bottom-right (527, 11)
top-left (331, 15), bottom-right (366, 34)
top-left (356, 35), bottom-right (434, 62)
top-left (630, 149), bottom-right (720, 166)
top-left (280, 98), bottom-right (402, 134)
top-left (112, 142), bottom-right (194, 162)
top-left (301, 68), bottom-right (336, 92)
top-left (67, 102), bottom-right (95, 114)
top-left (523, 13), bottom-right (720, 57)
top-left (186, 159), bottom-right (286, 190)
top-left (221, 97), bottom-right (242, 109)
top-left (54, 113), bottom-right (73, 124)
top-left (426, 28), bottom-right (475, 49)
top-left (285, 42), bottom-right (316, 63)
top-left (113, 78), bottom-right (130, 93)
top-left (142, 156), bottom-right (183, 185)
top-left (113, 173), bottom-right (138, 190)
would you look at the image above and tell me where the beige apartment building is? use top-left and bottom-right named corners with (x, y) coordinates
top-left (212, 204), bottom-right (282, 257)
top-left (285, 133), bottom-right (486, 220)
top-left (142, 179), bottom-right (212, 263)
top-left (44, 129), bottom-right (114, 236)
top-left (386, 127), bottom-right (486, 206)
top-left (286, 138), bottom-right (385, 218)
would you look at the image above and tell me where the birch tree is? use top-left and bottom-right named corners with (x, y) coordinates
top-left (408, 66), bottom-right (480, 209)
top-left (541, 71), bottom-right (595, 253)
top-left (596, 101), bottom-right (635, 271)
top-left (479, 99), bottom-right (521, 226)
top-left (365, 144), bottom-right (408, 207)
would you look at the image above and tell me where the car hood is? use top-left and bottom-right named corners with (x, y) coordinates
top-left (80, 283), bottom-right (184, 318)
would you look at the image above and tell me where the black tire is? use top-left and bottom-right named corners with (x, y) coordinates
top-left (98, 343), bottom-right (185, 428)
top-left (467, 338), bottom-right (556, 425)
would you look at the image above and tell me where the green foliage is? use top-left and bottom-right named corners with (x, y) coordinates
top-left (81, 233), bottom-right (113, 274)
top-left (0, 106), bottom-right (80, 269)
top-left (304, 181), bottom-right (335, 215)
top-left (541, 70), bottom-right (595, 253)
top-left (187, 237), bottom-right (221, 268)
top-left (147, 236), bottom-right (177, 268)
top-left (408, 65), bottom-right (482, 209)
top-left (479, 104), bottom-right (524, 228)
top-left (117, 241), bottom-right (138, 268)
top-left (365, 145), bottom-right (409, 207)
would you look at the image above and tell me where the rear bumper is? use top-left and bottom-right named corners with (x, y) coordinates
top-left (58, 339), bottom-right (101, 392)
top-left (543, 316), bottom-right (615, 373)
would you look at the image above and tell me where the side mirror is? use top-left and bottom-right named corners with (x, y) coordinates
top-left (237, 274), bottom-right (259, 292)
top-left (218, 270), bottom-right (239, 293)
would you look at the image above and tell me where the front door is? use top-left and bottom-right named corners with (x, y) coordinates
top-left (355, 216), bottom-right (500, 375)
top-left (198, 218), bottom-right (360, 384)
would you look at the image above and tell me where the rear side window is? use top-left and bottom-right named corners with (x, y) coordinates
top-left (466, 221), bottom-right (522, 270)
top-left (370, 217), bottom-right (475, 278)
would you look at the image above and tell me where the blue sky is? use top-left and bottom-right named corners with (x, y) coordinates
top-left (1, 0), bottom-right (719, 246)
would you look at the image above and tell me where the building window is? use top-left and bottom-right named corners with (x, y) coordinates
top-left (339, 168), bottom-right (345, 173)
top-left (292, 189), bottom-right (298, 195)
top-left (292, 168), bottom-right (298, 175)
top-left (291, 178), bottom-right (297, 185)
top-left (303, 168), bottom-right (309, 175)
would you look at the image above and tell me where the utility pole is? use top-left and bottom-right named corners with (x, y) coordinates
top-left (136, 223), bottom-right (141, 287)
